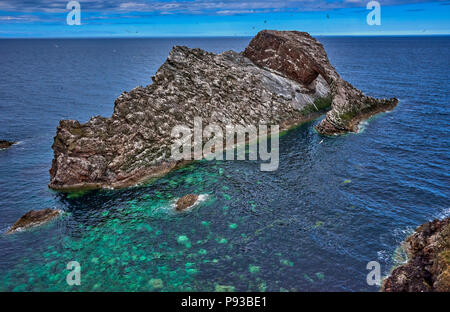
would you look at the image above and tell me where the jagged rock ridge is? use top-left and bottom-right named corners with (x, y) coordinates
top-left (49, 30), bottom-right (397, 190)
top-left (382, 217), bottom-right (450, 292)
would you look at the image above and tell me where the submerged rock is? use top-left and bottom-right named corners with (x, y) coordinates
top-left (148, 278), bottom-right (164, 290)
top-left (0, 140), bottom-right (15, 149)
top-left (382, 217), bottom-right (450, 292)
top-left (49, 30), bottom-right (396, 190)
top-left (7, 208), bottom-right (61, 234)
top-left (176, 194), bottom-right (199, 211)
top-left (215, 284), bottom-right (235, 292)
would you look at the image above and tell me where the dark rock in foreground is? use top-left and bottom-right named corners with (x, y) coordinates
top-left (382, 217), bottom-right (450, 292)
top-left (0, 140), bottom-right (15, 149)
top-left (176, 194), bottom-right (199, 211)
top-left (7, 208), bottom-right (61, 234)
top-left (49, 30), bottom-right (397, 190)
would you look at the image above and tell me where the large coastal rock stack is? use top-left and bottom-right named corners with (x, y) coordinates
top-left (49, 30), bottom-right (397, 190)
top-left (382, 217), bottom-right (450, 292)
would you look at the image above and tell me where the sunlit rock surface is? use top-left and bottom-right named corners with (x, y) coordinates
top-left (0, 140), bottom-right (15, 149)
top-left (49, 30), bottom-right (396, 190)
top-left (7, 208), bottom-right (61, 234)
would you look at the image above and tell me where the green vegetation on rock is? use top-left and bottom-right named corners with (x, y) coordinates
top-left (300, 96), bottom-right (332, 116)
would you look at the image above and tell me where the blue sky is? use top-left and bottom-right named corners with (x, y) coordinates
top-left (0, 1), bottom-right (449, 37)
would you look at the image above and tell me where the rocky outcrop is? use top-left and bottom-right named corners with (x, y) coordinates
top-left (49, 30), bottom-right (396, 190)
top-left (176, 194), bottom-right (199, 211)
top-left (0, 140), bottom-right (15, 149)
top-left (7, 208), bottom-right (61, 234)
top-left (243, 30), bottom-right (398, 135)
top-left (382, 218), bottom-right (450, 292)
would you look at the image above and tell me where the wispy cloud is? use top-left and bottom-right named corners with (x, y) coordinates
top-left (0, 15), bottom-right (37, 21)
top-left (0, 0), bottom-right (445, 15)
top-left (0, 0), bottom-right (448, 37)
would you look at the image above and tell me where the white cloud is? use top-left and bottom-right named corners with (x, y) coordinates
top-left (0, 0), bottom-right (442, 15)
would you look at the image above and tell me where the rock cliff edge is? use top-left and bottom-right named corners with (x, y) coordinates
top-left (49, 30), bottom-right (397, 190)
top-left (382, 217), bottom-right (450, 292)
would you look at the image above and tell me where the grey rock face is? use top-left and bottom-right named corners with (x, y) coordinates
top-left (49, 30), bottom-right (395, 190)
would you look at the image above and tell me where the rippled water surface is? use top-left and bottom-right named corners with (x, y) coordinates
top-left (0, 37), bottom-right (449, 291)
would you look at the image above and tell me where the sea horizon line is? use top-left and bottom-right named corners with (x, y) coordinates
top-left (1, 33), bottom-right (449, 40)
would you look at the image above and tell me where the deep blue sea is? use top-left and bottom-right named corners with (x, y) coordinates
top-left (0, 36), bottom-right (448, 291)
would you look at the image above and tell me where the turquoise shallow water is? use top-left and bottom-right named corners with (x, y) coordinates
top-left (0, 37), bottom-right (449, 291)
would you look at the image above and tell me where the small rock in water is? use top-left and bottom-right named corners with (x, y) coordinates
top-left (176, 194), bottom-right (198, 211)
top-left (0, 140), bottom-right (15, 149)
top-left (315, 272), bottom-right (325, 280)
top-left (7, 208), bottom-right (61, 234)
